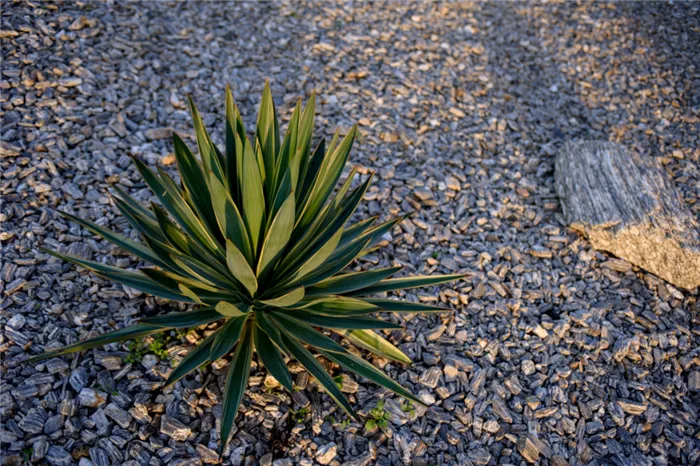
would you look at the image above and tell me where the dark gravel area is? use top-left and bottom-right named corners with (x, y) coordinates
top-left (1, 1), bottom-right (699, 465)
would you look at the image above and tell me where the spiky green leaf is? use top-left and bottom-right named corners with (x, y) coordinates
top-left (270, 313), bottom-right (346, 353)
top-left (292, 296), bottom-right (379, 316)
top-left (225, 240), bottom-right (258, 297)
top-left (240, 133), bottom-right (266, 252)
top-left (209, 173), bottom-right (253, 263)
top-left (279, 332), bottom-right (357, 421)
top-left (41, 248), bottom-right (191, 303)
top-left (364, 298), bottom-right (452, 313)
top-left (165, 331), bottom-right (218, 387)
top-left (257, 194), bottom-right (295, 277)
top-left (28, 323), bottom-right (167, 363)
top-left (256, 80), bottom-right (280, 186)
top-left (319, 350), bottom-right (425, 407)
top-left (273, 309), bottom-right (401, 330)
top-left (253, 325), bottom-right (294, 392)
top-left (140, 308), bottom-right (223, 328)
top-left (348, 274), bottom-right (465, 296)
top-left (219, 322), bottom-right (254, 454)
top-left (336, 329), bottom-right (412, 364)
top-left (215, 302), bottom-right (248, 317)
top-left (305, 267), bottom-right (402, 297)
top-left (258, 287), bottom-right (305, 307)
top-left (210, 315), bottom-right (248, 362)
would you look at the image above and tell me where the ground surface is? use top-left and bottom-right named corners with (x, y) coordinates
top-left (1, 1), bottom-right (699, 465)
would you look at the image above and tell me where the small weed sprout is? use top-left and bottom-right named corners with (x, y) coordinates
top-left (124, 333), bottom-right (172, 364)
top-left (291, 406), bottom-right (310, 424)
top-left (365, 400), bottom-right (390, 430)
top-left (400, 400), bottom-right (416, 416)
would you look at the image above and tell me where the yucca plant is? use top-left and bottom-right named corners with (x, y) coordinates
top-left (31, 82), bottom-right (462, 454)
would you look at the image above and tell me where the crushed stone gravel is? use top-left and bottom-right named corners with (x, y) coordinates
top-left (1, 1), bottom-right (699, 465)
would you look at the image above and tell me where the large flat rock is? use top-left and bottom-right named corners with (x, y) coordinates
top-left (555, 141), bottom-right (700, 291)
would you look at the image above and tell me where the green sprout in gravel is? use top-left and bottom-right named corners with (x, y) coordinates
top-left (365, 400), bottom-right (390, 431)
top-left (401, 400), bottom-right (417, 416)
top-left (124, 333), bottom-right (172, 365)
top-left (30, 82), bottom-right (462, 454)
top-left (22, 447), bottom-right (33, 463)
top-left (291, 406), bottom-right (310, 424)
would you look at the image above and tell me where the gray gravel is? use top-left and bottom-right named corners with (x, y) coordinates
top-left (2, 1), bottom-right (699, 465)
